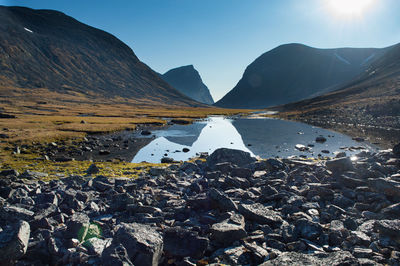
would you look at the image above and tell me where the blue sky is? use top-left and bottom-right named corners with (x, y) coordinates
top-left (1, 0), bottom-right (399, 100)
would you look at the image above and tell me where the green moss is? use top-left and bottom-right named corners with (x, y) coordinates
top-left (0, 147), bottom-right (172, 180)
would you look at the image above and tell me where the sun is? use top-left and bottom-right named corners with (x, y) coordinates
top-left (327, 0), bottom-right (376, 17)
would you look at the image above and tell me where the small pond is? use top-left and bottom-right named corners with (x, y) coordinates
top-left (132, 116), bottom-right (377, 163)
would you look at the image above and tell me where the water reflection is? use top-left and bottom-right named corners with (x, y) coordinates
top-left (132, 116), bottom-right (376, 163)
top-left (132, 117), bottom-right (253, 163)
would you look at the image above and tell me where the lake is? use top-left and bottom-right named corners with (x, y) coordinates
top-left (132, 116), bottom-right (376, 163)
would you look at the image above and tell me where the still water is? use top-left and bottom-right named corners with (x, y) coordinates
top-left (132, 116), bottom-right (376, 163)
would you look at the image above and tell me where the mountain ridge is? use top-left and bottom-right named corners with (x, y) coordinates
top-left (215, 43), bottom-right (390, 108)
top-left (0, 5), bottom-right (201, 107)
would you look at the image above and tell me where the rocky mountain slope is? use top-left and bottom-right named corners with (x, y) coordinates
top-left (162, 65), bottom-right (214, 104)
top-left (216, 43), bottom-right (389, 108)
top-left (0, 6), bottom-right (199, 106)
top-left (275, 43), bottom-right (400, 147)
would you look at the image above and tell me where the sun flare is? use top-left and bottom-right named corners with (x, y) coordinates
top-left (328, 0), bottom-right (376, 17)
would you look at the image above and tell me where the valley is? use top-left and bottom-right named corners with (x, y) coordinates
top-left (0, 3), bottom-right (399, 266)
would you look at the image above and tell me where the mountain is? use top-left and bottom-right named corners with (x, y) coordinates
top-left (274, 43), bottom-right (400, 147)
top-left (0, 6), bottom-right (200, 106)
top-left (162, 65), bottom-right (214, 104)
top-left (215, 43), bottom-right (389, 108)
top-left (277, 43), bottom-right (400, 114)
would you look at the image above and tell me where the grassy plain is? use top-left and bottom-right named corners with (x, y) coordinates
top-left (0, 87), bottom-right (253, 177)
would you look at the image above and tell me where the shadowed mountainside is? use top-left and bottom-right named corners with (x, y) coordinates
top-left (0, 6), bottom-right (201, 106)
top-left (216, 43), bottom-right (389, 108)
top-left (274, 43), bottom-right (400, 147)
top-left (162, 65), bottom-right (214, 105)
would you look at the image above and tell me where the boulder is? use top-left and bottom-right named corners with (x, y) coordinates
top-left (161, 157), bottom-right (175, 163)
top-left (0, 221), bottom-right (30, 265)
top-left (208, 188), bottom-right (238, 212)
top-left (141, 130), bottom-right (152, 136)
top-left (238, 203), bottom-right (282, 225)
top-left (337, 174), bottom-right (366, 189)
top-left (102, 243), bottom-right (134, 266)
top-left (375, 220), bottom-right (400, 239)
top-left (392, 143), bottom-right (400, 157)
top-left (65, 212), bottom-right (90, 239)
top-left (86, 164), bottom-right (100, 175)
top-left (211, 213), bottom-right (247, 245)
top-left (206, 148), bottom-right (256, 168)
top-left (325, 157), bottom-right (354, 174)
top-left (163, 227), bottom-right (208, 259)
top-left (113, 223), bottom-right (163, 266)
top-left (20, 170), bottom-right (48, 179)
top-left (0, 206), bottom-right (34, 221)
top-left (315, 136), bottom-right (327, 143)
top-left (294, 218), bottom-right (323, 240)
top-left (368, 178), bottom-right (400, 198)
top-left (0, 169), bottom-right (19, 177)
top-left (261, 251), bottom-right (359, 266)
top-left (381, 203), bottom-right (400, 218)
top-left (83, 238), bottom-right (112, 256)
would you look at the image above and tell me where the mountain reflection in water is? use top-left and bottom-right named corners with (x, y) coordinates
top-left (132, 116), bottom-right (376, 163)
top-left (132, 117), bottom-right (253, 163)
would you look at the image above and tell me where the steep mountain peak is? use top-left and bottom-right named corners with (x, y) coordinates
top-left (162, 65), bottom-right (214, 105)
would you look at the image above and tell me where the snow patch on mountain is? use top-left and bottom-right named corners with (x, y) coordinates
top-left (24, 27), bottom-right (33, 33)
top-left (361, 53), bottom-right (375, 66)
top-left (335, 53), bottom-right (351, 65)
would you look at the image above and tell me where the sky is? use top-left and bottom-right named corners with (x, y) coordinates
top-left (1, 0), bottom-right (399, 101)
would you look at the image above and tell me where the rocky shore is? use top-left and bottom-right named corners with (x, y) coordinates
top-left (1, 146), bottom-right (400, 265)
top-left (281, 107), bottom-right (400, 149)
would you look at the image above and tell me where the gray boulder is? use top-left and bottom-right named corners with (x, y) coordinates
top-left (261, 251), bottom-right (359, 266)
top-left (211, 213), bottom-right (247, 245)
top-left (113, 223), bottom-right (163, 266)
top-left (65, 212), bottom-right (90, 239)
top-left (294, 218), bottom-right (323, 240)
top-left (0, 206), bottom-right (34, 221)
top-left (375, 219), bottom-right (400, 239)
top-left (86, 164), bottom-right (100, 175)
top-left (0, 221), bottom-right (30, 265)
top-left (238, 203), bottom-right (282, 225)
top-left (325, 157), bottom-right (354, 174)
top-left (208, 188), bottom-right (238, 211)
top-left (207, 148), bottom-right (256, 168)
top-left (368, 178), bottom-right (400, 198)
top-left (163, 227), bottom-right (209, 259)
top-left (102, 243), bottom-right (134, 266)
top-left (20, 170), bottom-right (48, 179)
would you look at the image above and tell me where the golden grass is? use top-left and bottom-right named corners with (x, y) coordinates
top-left (0, 86), bottom-right (255, 174)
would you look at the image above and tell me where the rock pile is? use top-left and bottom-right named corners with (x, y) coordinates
top-left (0, 147), bottom-right (400, 265)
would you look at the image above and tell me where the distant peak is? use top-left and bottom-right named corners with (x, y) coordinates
top-left (163, 65), bottom-right (197, 75)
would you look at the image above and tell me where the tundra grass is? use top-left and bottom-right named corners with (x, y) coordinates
top-left (0, 87), bottom-right (254, 175)
top-left (0, 150), bottom-right (169, 181)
